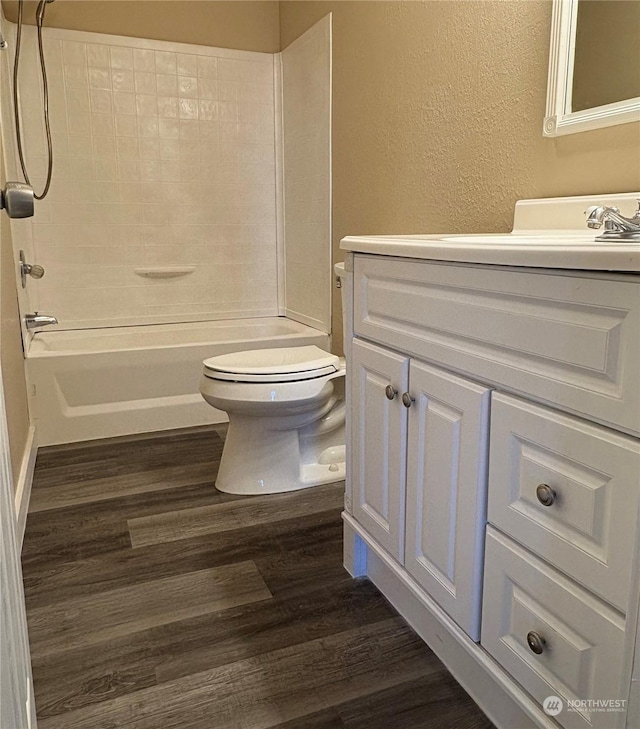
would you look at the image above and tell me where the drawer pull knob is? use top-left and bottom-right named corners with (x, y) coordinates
top-left (385, 385), bottom-right (397, 401)
top-left (401, 392), bottom-right (415, 408)
top-left (536, 483), bottom-right (556, 507)
top-left (526, 631), bottom-right (546, 655)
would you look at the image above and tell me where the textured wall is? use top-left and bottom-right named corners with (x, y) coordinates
top-left (279, 0), bottom-right (640, 345)
top-left (0, 145), bottom-right (30, 488)
top-left (2, 1), bottom-right (280, 53)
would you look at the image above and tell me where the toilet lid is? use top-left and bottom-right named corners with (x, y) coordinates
top-left (203, 345), bottom-right (340, 383)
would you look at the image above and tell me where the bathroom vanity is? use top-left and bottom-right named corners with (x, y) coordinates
top-left (340, 193), bottom-right (640, 729)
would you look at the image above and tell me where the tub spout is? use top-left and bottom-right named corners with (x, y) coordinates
top-left (25, 312), bottom-right (57, 330)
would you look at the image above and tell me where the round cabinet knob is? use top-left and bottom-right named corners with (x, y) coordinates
top-left (385, 385), bottom-right (397, 401)
top-left (526, 631), bottom-right (546, 655)
top-left (536, 483), bottom-right (556, 507)
top-left (401, 392), bottom-right (415, 408)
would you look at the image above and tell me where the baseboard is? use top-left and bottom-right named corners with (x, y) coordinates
top-left (342, 513), bottom-right (555, 729)
top-left (343, 526), bottom-right (367, 578)
top-left (14, 425), bottom-right (37, 549)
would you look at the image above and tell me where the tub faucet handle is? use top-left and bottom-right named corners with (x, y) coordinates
top-left (19, 251), bottom-right (45, 287)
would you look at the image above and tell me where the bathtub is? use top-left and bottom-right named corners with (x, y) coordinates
top-left (26, 317), bottom-right (330, 446)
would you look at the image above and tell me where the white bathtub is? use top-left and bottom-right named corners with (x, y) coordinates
top-left (26, 317), bottom-right (330, 446)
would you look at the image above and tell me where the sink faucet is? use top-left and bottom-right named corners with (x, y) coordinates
top-left (585, 200), bottom-right (640, 240)
top-left (25, 312), bottom-right (58, 330)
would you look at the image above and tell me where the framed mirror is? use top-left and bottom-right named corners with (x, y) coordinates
top-left (544, 0), bottom-right (640, 137)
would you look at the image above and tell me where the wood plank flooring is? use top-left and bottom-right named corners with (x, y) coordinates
top-left (22, 425), bottom-right (494, 729)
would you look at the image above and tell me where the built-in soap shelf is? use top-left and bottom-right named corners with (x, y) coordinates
top-left (134, 266), bottom-right (196, 279)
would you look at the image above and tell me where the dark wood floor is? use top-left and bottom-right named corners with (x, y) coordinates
top-left (22, 425), bottom-right (494, 729)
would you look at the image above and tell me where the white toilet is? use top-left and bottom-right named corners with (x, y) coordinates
top-left (200, 262), bottom-right (350, 495)
top-left (200, 346), bottom-right (346, 494)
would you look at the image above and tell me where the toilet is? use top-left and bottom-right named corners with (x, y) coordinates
top-left (200, 262), bottom-right (350, 495)
top-left (200, 345), bottom-right (346, 494)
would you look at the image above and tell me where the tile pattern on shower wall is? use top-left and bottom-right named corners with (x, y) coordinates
top-left (18, 28), bottom-right (277, 328)
top-left (282, 16), bottom-right (331, 333)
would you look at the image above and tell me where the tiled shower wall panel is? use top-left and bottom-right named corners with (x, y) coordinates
top-left (281, 15), bottom-right (331, 333)
top-left (13, 26), bottom-right (278, 328)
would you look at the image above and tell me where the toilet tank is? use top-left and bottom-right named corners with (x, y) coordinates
top-left (334, 261), bottom-right (352, 359)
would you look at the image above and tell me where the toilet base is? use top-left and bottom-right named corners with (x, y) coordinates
top-left (216, 460), bottom-right (346, 495)
top-left (215, 414), bottom-right (345, 495)
top-left (299, 458), bottom-right (346, 488)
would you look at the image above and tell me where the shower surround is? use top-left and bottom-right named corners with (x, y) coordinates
top-left (0, 12), bottom-right (332, 443)
top-left (15, 28), bottom-right (280, 328)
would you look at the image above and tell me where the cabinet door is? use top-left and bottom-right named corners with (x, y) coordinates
top-left (404, 360), bottom-right (490, 641)
top-left (351, 339), bottom-right (409, 560)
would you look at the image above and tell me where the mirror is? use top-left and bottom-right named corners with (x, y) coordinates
top-left (572, 1), bottom-right (640, 112)
top-left (544, 0), bottom-right (640, 136)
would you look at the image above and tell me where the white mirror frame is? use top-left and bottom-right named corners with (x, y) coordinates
top-left (544, 0), bottom-right (640, 137)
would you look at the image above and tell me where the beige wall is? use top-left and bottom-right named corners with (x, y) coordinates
top-left (280, 0), bottom-right (640, 346)
top-left (0, 147), bottom-right (30, 489)
top-left (2, 0), bottom-right (280, 52)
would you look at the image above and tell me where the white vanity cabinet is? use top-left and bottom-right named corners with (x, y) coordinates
top-left (351, 338), bottom-right (491, 639)
top-left (342, 247), bottom-right (640, 729)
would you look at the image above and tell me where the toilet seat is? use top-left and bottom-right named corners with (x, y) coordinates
top-left (203, 345), bottom-right (340, 383)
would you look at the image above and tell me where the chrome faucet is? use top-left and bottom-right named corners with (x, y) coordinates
top-left (25, 312), bottom-right (58, 330)
top-left (585, 200), bottom-right (640, 241)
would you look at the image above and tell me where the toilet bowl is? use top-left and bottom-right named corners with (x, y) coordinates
top-left (200, 345), bottom-right (346, 494)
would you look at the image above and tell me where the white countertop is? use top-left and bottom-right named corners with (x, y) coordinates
top-left (340, 232), bottom-right (640, 272)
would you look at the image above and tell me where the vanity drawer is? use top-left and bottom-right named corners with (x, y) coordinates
top-left (482, 528), bottom-right (627, 729)
top-left (488, 393), bottom-right (640, 613)
top-left (353, 255), bottom-right (640, 435)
